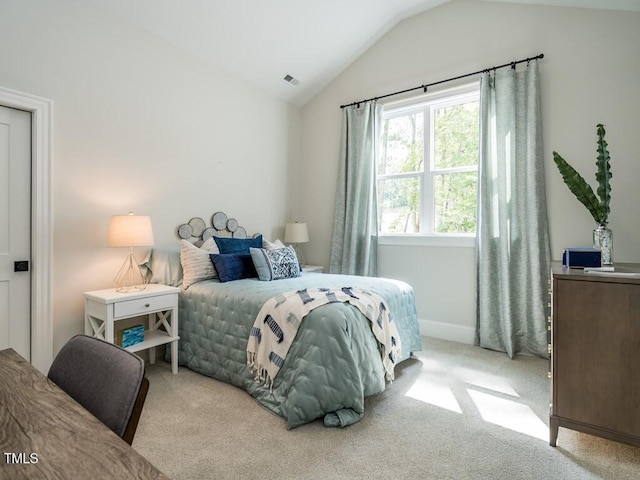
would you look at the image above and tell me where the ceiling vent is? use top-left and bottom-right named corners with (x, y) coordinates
top-left (283, 74), bottom-right (300, 86)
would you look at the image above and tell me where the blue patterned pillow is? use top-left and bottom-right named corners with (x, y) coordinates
top-left (250, 246), bottom-right (300, 281)
top-left (214, 235), bottom-right (263, 254)
top-left (210, 253), bottom-right (257, 282)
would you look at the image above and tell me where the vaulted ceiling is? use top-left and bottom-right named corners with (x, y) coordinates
top-left (86, 0), bottom-right (640, 106)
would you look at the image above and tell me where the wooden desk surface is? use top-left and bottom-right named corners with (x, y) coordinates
top-left (0, 348), bottom-right (169, 480)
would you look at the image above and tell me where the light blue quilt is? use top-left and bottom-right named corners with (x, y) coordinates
top-left (177, 272), bottom-right (422, 428)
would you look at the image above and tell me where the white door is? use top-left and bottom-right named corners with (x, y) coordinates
top-left (0, 105), bottom-right (31, 359)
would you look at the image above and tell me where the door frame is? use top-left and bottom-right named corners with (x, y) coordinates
top-left (0, 85), bottom-right (53, 373)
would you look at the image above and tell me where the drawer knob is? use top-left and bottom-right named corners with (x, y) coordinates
top-left (145, 303), bottom-right (150, 308)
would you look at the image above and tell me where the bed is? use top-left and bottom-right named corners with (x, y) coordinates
top-left (144, 213), bottom-right (422, 428)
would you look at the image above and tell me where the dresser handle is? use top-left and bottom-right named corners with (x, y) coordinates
top-left (145, 303), bottom-right (150, 308)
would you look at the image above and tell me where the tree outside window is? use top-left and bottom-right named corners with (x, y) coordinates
top-left (377, 86), bottom-right (479, 236)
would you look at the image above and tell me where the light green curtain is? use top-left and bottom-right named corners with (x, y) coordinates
top-left (330, 101), bottom-right (381, 276)
top-left (476, 59), bottom-right (551, 358)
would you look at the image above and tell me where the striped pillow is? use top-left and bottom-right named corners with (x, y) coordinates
top-left (180, 239), bottom-right (219, 289)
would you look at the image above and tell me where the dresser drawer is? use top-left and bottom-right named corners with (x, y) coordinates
top-left (113, 294), bottom-right (176, 319)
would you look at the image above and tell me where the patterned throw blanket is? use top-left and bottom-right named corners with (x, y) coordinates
top-left (246, 287), bottom-right (401, 389)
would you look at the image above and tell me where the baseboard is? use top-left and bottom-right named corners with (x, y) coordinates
top-left (419, 318), bottom-right (475, 345)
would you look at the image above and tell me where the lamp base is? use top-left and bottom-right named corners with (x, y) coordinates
top-left (114, 249), bottom-right (147, 293)
top-left (291, 243), bottom-right (306, 266)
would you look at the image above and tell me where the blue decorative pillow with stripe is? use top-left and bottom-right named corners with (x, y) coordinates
top-left (250, 246), bottom-right (300, 281)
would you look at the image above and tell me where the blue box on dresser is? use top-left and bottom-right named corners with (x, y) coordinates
top-left (562, 247), bottom-right (602, 268)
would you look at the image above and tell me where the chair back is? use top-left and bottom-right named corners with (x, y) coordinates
top-left (48, 334), bottom-right (148, 444)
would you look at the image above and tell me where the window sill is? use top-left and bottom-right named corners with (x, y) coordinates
top-left (378, 235), bottom-right (475, 248)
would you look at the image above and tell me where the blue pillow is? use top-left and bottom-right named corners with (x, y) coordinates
top-left (250, 246), bottom-right (300, 281)
top-left (210, 253), bottom-right (257, 282)
top-left (214, 235), bottom-right (263, 254)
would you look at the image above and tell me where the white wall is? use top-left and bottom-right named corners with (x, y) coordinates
top-left (299, 0), bottom-right (640, 342)
top-left (0, 0), bottom-right (301, 356)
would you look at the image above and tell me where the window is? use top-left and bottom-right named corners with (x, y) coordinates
top-left (377, 84), bottom-right (479, 238)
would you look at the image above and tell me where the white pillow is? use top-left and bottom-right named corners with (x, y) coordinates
top-left (180, 239), bottom-right (218, 289)
top-left (201, 236), bottom-right (220, 253)
top-left (263, 238), bottom-right (285, 250)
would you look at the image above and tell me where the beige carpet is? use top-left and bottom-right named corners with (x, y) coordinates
top-left (133, 337), bottom-right (640, 479)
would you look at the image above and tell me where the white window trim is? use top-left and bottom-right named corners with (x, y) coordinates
top-left (378, 82), bottom-right (479, 245)
top-left (378, 234), bottom-right (475, 248)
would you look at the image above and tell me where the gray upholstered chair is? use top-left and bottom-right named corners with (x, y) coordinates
top-left (48, 334), bottom-right (149, 445)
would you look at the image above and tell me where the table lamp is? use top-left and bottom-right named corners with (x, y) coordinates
top-left (284, 221), bottom-right (309, 265)
top-left (108, 212), bottom-right (155, 292)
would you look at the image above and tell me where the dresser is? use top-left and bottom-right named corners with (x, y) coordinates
top-left (550, 263), bottom-right (640, 447)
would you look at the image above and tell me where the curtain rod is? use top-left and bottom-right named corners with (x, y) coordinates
top-left (339, 53), bottom-right (544, 109)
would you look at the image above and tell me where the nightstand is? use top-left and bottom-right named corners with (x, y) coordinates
top-left (302, 265), bottom-right (324, 273)
top-left (84, 284), bottom-right (180, 373)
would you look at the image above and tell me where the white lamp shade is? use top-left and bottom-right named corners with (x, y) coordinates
top-left (284, 222), bottom-right (309, 244)
top-left (108, 214), bottom-right (155, 247)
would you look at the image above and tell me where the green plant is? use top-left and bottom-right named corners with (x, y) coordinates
top-left (552, 123), bottom-right (612, 225)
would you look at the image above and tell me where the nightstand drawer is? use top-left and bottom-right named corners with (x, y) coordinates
top-left (113, 294), bottom-right (175, 319)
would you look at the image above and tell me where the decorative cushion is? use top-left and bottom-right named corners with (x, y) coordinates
top-left (214, 235), bottom-right (263, 254)
top-left (200, 237), bottom-right (219, 253)
top-left (250, 246), bottom-right (301, 281)
top-left (263, 238), bottom-right (285, 250)
top-left (210, 253), bottom-right (257, 282)
top-left (180, 240), bottom-right (219, 289)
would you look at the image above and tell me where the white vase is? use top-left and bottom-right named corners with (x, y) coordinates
top-left (593, 224), bottom-right (613, 265)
